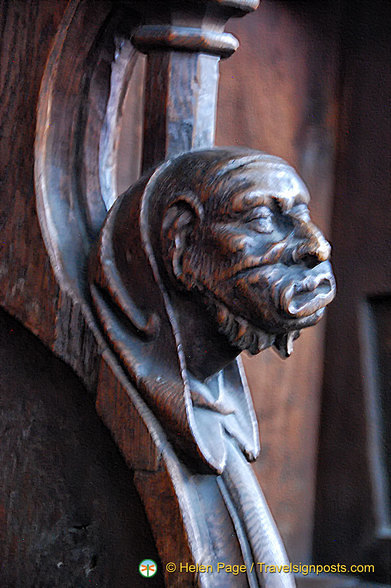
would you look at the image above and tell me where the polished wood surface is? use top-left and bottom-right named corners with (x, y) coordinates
top-left (0, 0), bottom-right (68, 343)
top-left (133, 0), bottom-right (258, 172)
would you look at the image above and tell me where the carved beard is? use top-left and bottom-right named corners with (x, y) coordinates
top-left (177, 253), bottom-right (313, 359)
top-left (199, 288), bottom-right (300, 359)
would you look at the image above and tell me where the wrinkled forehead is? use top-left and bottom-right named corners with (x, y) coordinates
top-left (212, 160), bottom-right (310, 214)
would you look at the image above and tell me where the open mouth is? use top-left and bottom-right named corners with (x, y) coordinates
top-left (281, 273), bottom-right (336, 318)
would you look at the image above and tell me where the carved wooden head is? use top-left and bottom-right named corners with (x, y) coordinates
top-left (89, 147), bottom-right (335, 473)
top-left (155, 148), bottom-right (336, 358)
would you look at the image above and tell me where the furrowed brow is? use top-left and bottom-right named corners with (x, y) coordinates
top-left (231, 191), bottom-right (272, 212)
top-left (274, 191), bottom-right (309, 212)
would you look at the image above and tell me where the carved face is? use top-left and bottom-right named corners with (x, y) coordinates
top-left (163, 154), bottom-right (336, 357)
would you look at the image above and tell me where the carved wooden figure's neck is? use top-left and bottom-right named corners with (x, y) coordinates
top-left (169, 289), bottom-right (240, 382)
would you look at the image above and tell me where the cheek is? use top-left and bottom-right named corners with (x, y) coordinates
top-left (213, 267), bottom-right (284, 329)
top-left (199, 223), bottom-right (264, 265)
top-left (183, 240), bottom-right (252, 286)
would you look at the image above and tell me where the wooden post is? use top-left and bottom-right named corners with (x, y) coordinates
top-left (131, 1), bottom-right (259, 171)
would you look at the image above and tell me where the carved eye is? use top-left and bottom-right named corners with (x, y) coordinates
top-left (246, 206), bottom-right (274, 234)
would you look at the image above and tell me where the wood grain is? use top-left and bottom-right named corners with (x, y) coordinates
top-left (0, 0), bottom-right (68, 343)
top-left (0, 307), bottom-right (163, 587)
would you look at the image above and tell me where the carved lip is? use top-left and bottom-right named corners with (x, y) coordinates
top-left (280, 272), bottom-right (336, 318)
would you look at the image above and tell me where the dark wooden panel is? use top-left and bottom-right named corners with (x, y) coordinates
top-left (0, 307), bottom-right (163, 587)
top-left (0, 0), bottom-right (67, 343)
top-left (368, 296), bottom-right (391, 519)
top-left (315, 1), bottom-right (391, 583)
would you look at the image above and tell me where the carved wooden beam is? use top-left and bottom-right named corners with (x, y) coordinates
top-left (131, 0), bottom-right (259, 170)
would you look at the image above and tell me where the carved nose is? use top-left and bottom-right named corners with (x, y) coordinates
top-left (293, 223), bottom-right (331, 267)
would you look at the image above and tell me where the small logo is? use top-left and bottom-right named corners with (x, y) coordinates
top-left (139, 559), bottom-right (157, 578)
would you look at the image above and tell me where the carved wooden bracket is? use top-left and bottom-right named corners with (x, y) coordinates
top-left (88, 147), bottom-right (335, 587)
top-left (34, 1), bottom-right (335, 586)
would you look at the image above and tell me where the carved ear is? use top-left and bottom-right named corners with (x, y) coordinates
top-left (162, 194), bottom-right (203, 282)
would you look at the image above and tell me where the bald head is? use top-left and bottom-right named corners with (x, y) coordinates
top-left (149, 148), bottom-right (335, 356)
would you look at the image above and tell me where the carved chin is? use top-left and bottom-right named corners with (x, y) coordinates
top-left (201, 261), bottom-right (336, 358)
top-left (188, 260), bottom-right (336, 358)
top-left (208, 295), bottom-right (302, 359)
top-left (204, 291), bottom-right (316, 359)
top-left (230, 260), bottom-right (336, 332)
